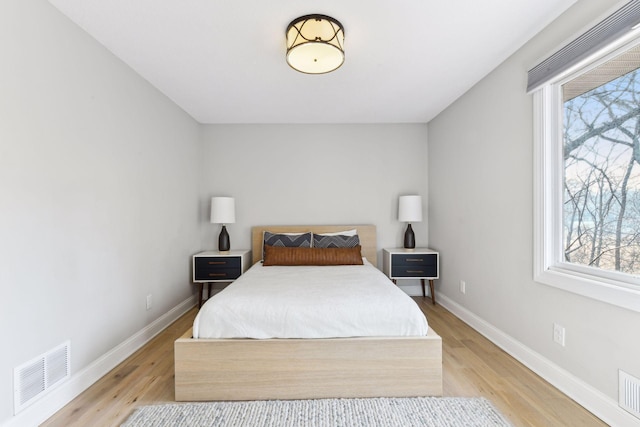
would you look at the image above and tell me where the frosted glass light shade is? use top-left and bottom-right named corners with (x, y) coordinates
top-left (286, 14), bottom-right (345, 74)
top-left (210, 197), bottom-right (235, 224)
top-left (398, 195), bottom-right (423, 222)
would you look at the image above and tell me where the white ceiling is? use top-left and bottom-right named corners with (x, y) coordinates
top-left (47, 0), bottom-right (576, 124)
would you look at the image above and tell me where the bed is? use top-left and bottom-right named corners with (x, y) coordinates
top-left (174, 225), bottom-right (442, 401)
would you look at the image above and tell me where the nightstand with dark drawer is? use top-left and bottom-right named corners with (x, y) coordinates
top-left (383, 248), bottom-right (439, 304)
top-left (192, 250), bottom-right (251, 307)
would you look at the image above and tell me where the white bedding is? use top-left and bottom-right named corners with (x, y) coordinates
top-left (193, 259), bottom-right (429, 339)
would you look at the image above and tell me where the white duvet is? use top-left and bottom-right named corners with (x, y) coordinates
top-left (193, 259), bottom-right (429, 339)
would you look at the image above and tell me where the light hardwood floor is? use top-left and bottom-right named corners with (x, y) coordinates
top-left (42, 298), bottom-right (607, 427)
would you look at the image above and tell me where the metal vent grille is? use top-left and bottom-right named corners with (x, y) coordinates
top-left (14, 341), bottom-right (70, 414)
top-left (620, 370), bottom-right (640, 419)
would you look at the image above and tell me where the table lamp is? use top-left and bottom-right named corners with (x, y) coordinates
top-left (398, 195), bottom-right (422, 249)
top-left (210, 197), bottom-right (235, 252)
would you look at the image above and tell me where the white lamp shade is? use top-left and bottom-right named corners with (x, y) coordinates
top-left (210, 197), bottom-right (235, 224)
top-left (398, 195), bottom-right (422, 222)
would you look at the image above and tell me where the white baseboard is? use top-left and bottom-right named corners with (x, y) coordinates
top-left (3, 296), bottom-right (196, 427)
top-left (437, 294), bottom-right (639, 427)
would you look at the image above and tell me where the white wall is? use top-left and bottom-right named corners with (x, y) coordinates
top-left (0, 0), bottom-right (201, 424)
top-left (200, 124), bottom-right (429, 268)
top-left (428, 0), bottom-right (640, 424)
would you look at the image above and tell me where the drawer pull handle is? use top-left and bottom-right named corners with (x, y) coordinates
top-left (406, 258), bottom-right (424, 262)
top-left (208, 273), bottom-right (226, 277)
top-left (208, 261), bottom-right (226, 265)
top-left (407, 270), bottom-right (424, 274)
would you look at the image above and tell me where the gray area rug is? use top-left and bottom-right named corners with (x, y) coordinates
top-left (121, 397), bottom-right (512, 426)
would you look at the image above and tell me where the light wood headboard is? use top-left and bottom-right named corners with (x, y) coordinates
top-left (251, 225), bottom-right (377, 266)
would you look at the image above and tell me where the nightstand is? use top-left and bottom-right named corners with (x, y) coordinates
top-left (192, 250), bottom-right (251, 307)
top-left (383, 248), bottom-right (439, 304)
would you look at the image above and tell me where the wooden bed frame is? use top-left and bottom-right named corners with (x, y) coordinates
top-left (175, 225), bottom-right (442, 401)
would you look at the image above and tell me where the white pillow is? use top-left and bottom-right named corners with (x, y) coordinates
top-left (262, 231), bottom-right (310, 237)
top-left (314, 229), bottom-right (358, 237)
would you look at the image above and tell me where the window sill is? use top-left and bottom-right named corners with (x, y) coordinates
top-left (534, 267), bottom-right (640, 313)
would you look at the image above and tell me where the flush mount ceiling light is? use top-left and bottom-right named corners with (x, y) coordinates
top-left (286, 14), bottom-right (345, 74)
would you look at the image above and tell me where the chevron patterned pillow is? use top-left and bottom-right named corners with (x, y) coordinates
top-left (312, 233), bottom-right (360, 248)
top-left (263, 231), bottom-right (312, 248)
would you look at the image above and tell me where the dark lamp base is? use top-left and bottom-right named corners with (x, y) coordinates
top-left (404, 224), bottom-right (415, 249)
top-left (218, 225), bottom-right (230, 252)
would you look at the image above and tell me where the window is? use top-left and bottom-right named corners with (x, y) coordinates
top-left (562, 48), bottom-right (640, 277)
top-left (532, 2), bottom-right (640, 313)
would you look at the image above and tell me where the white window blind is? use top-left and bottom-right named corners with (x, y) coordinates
top-left (527, 0), bottom-right (640, 92)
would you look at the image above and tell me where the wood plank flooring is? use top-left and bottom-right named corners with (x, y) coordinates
top-left (41, 298), bottom-right (607, 427)
top-left (415, 299), bottom-right (606, 427)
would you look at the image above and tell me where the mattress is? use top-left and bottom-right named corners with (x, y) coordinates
top-left (193, 259), bottom-right (429, 339)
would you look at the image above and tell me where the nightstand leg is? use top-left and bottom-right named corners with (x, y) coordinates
top-left (421, 279), bottom-right (426, 297)
top-left (429, 279), bottom-right (436, 305)
top-left (197, 283), bottom-right (204, 308)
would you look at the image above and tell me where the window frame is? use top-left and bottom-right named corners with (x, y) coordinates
top-left (533, 36), bottom-right (640, 313)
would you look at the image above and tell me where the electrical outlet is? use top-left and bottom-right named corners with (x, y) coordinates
top-left (459, 280), bottom-right (466, 294)
top-left (553, 323), bottom-right (565, 346)
top-left (146, 294), bottom-right (152, 310)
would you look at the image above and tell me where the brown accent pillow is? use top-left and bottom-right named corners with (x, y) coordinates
top-left (263, 245), bottom-right (364, 266)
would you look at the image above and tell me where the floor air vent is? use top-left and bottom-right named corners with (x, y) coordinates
top-left (14, 341), bottom-right (70, 414)
top-left (620, 370), bottom-right (640, 420)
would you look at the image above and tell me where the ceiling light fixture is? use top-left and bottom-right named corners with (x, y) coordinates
top-left (286, 14), bottom-right (345, 74)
